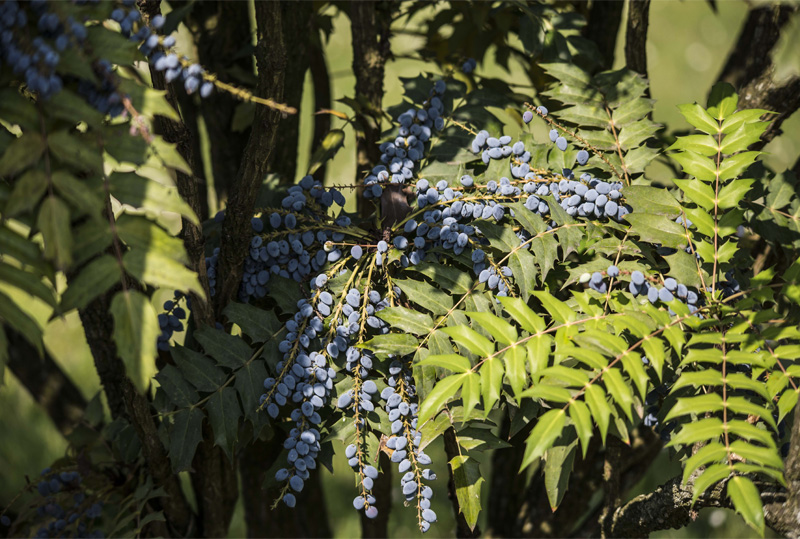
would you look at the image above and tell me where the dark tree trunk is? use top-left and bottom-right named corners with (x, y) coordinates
top-left (625, 0), bottom-right (651, 79)
top-left (267, 1), bottom-right (313, 185)
top-left (583, 1), bottom-right (624, 69)
top-left (214, 1), bottom-right (288, 315)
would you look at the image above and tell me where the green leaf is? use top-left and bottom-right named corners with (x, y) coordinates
top-left (480, 356), bottom-right (504, 414)
top-left (467, 311), bottom-right (517, 345)
top-left (194, 326), bottom-right (252, 369)
top-left (223, 302), bottom-right (281, 343)
top-left (169, 408), bottom-right (204, 472)
top-left (109, 172), bottom-right (198, 225)
top-left (671, 150), bottom-right (717, 182)
top-left (664, 394), bottom-right (724, 421)
top-left (408, 262), bottom-right (473, 295)
top-left (498, 295), bottom-right (545, 333)
top-left (461, 371), bottom-right (481, 419)
top-left (692, 463), bottom-right (731, 502)
top-left (541, 63), bottom-right (591, 87)
top-left (569, 400), bottom-right (593, 457)
top-left (622, 185), bottom-right (681, 216)
top-left (673, 178), bottom-right (715, 211)
top-left (720, 122), bottom-right (767, 154)
top-left (683, 442), bottom-right (727, 484)
top-left (584, 384), bottom-right (611, 443)
top-left (122, 250), bottom-right (204, 298)
top-left (0, 132), bottom-right (44, 177)
top-left (449, 455), bottom-right (483, 531)
top-left (207, 387), bottom-right (241, 460)
top-left (667, 417), bottom-right (724, 447)
top-left (51, 171), bottom-right (104, 220)
top-left (533, 291), bottom-right (575, 323)
top-left (719, 152), bottom-right (759, 181)
top-left (394, 278), bottom-right (453, 316)
top-left (623, 146), bottom-right (660, 175)
top-left (667, 134), bottom-right (718, 156)
top-left (727, 476), bottom-right (765, 536)
top-left (509, 250), bottom-right (538, 300)
top-left (0, 262), bottom-right (55, 307)
top-left (718, 179), bottom-right (754, 210)
top-left (155, 364), bottom-right (198, 407)
top-left (418, 354), bottom-right (471, 373)
top-left (625, 213), bottom-right (686, 248)
top-left (360, 333), bottom-right (418, 357)
top-left (38, 196), bottom-right (73, 269)
top-left (603, 368), bottom-right (634, 421)
top-left (706, 82), bottom-right (738, 121)
top-left (613, 98), bottom-right (654, 126)
top-left (544, 440), bottom-right (577, 511)
top-left (376, 306), bottom-right (433, 336)
top-left (418, 373), bottom-right (466, 425)
top-left (235, 360), bottom-right (269, 424)
top-left (48, 131), bottom-right (102, 172)
top-left (503, 345), bottom-right (527, 398)
top-left (442, 325), bottom-right (494, 357)
top-left (520, 409), bottom-right (567, 470)
top-left (721, 109), bottom-right (769, 134)
top-left (172, 346), bottom-right (226, 392)
top-left (61, 255), bottom-right (122, 312)
top-left (618, 119), bottom-right (661, 150)
top-left (0, 290), bottom-right (43, 355)
top-left (110, 290), bottom-right (160, 392)
top-left (115, 215), bottom-right (189, 264)
top-left (5, 169), bottom-right (48, 216)
top-left (677, 103), bottom-right (719, 134)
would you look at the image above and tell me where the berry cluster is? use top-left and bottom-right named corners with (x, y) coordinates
top-left (5, 468), bottom-right (105, 539)
top-left (205, 175), bottom-right (349, 302)
top-left (363, 81), bottom-right (446, 199)
top-left (156, 293), bottom-right (187, 351)
top-left (461, 57), bottom-right (477, 73)
top-left (382, 359), bottom-right (437, 532)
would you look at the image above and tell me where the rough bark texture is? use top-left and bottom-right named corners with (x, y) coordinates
top-left (609, 400), bottom-right (800, 537)
top-left (239, 437), bottom-right (332, 537)
top-left (138, 0), bottom-right (214, 330)
top-left (215, 1), bottom-right (287, 314)
top-left (191, 0), bottom-right (254, 202)
top-left (190, 426), bottom-right (239, 538)
top-left (268, 1), bottom-right (312, 185)
top-left (715, 3), bottom-right (800, 148)
top-left (444, 427), bottom-right (481, 538)
top-left (583, 0), bottom-right (624, 69)
top-left (625, 0), bottom-right (651, 78)
top-left (6, 329), bottom-right (88, 435)
top-left (739, 73), bottom-right (800, 148)
top-left (350, 1), bottom-right (391, 215)
top-left (717, 4), bottom-right (798, 89)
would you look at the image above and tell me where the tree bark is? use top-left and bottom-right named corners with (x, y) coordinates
top-left (6, 328), bottom-right (88, 435)
top-left (215, 1), bottom-right (287, 314)
top-left (625, 0), bottom-right (651, 79)
top-left (583, 1), bottom-right (624, 69)
top-left (268, 1), bottom-right (313, 185)
top-left (717, 4), bottom-right (798, 89)
top-left (350, 1), bottom-right (391, 215)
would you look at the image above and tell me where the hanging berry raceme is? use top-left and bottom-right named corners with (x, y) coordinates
top-left (156, 292), bottom-right (187, 351)
top-left (382, 358), bottom-right (437, 532)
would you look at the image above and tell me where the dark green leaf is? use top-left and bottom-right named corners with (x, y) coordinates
top-left (0, 132), bottom-right (43, 177)
top-left (194, 326), bottom-right (252, 369)
top-left (110, 290), bottom-right (160, 392)
top-left (169, 408), bottom-right (204, 472)
top-left (172, 346), bottom-right (226, 392)
top-left (207, 387), bottom-right (241, 460)
top-left (450, 455), bottom-right (483, 531)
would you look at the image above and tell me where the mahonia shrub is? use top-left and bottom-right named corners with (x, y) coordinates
top-left (1, 0), bottom-right (799, 537)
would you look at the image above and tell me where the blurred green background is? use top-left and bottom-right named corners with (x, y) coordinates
top-left (2, 1), bottom-right (797, 537)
